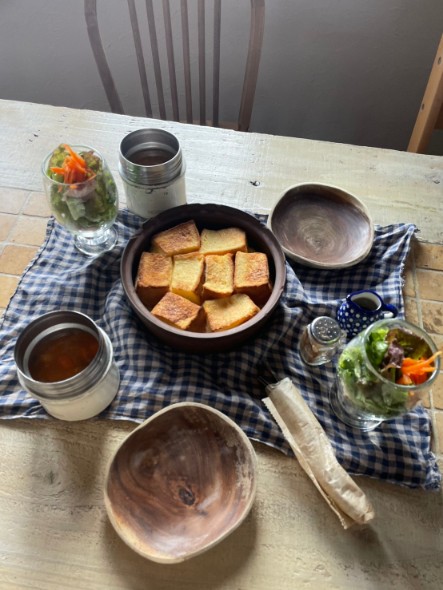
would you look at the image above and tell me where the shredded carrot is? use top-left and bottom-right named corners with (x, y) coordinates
top-left (401, 358), bottom-right (419, 367)
top-left (50, 145), bottom-right (91, 184)
top-left (63, 144), bottom-right (86, 168)
top-left (396, 374), bottom-right (413, 385)
top-left (411, 373), bottom-right (428, 385)
top-left (401, 351), bottom-right (442, 375)
top-left (398, 350), bottom-right (442, 385)
top-left (65, 156), bottom-right (86, 175)
top-left (50, 166), bottom-right (66, 175)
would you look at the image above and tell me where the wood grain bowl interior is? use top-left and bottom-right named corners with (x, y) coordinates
top-left (104, 402), bottom-right (257, 563)
top-left (268, 183), bottom-right (374, 269)
top-left (120, 203), bottom-right (286, 353)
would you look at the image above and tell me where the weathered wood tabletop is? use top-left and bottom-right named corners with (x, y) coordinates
top-left (0, 100), bottom-right (442, 589)
top-left (1, 99), bottom-right (442, 243)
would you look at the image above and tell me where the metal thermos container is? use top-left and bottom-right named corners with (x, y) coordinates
top-left (14, 310), bottom-right (119, 421)
top-left (119, 128), bottom-right (187, 219)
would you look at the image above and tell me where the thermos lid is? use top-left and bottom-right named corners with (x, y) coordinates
top-left (119, 128), bottom-right (184, 186)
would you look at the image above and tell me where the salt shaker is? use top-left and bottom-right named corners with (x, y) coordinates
top-left (300, 316), bottom-right (341, 366)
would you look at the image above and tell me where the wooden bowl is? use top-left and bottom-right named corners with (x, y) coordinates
top-left (104, 402), bottom-right (257, 563)
top-left (268, 183), bottom-right (374, 269)
top-left (121, 203), bottom-right (286, 353)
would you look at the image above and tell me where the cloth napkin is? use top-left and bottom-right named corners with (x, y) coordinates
top-left (263, 377), bottom-right (375, 528)
top-left (0, 209), bottom-right (439, 490)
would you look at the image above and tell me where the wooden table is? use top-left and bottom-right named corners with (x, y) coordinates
top-left (0, 99), bottom-right (442, 589)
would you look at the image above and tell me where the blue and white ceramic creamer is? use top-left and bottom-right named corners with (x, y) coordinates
top-left (336, 289), bottom-right (398, 338)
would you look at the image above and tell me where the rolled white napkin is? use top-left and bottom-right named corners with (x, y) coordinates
top-left (263, 377), bottom-right (374, 529)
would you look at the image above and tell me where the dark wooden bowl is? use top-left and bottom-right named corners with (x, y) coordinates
top-left (268, 183), bottom-right (374, 269)
top-left (120, 203), bottom-right (286, 353)
top-left (104, 402), bottom-right (257, 563)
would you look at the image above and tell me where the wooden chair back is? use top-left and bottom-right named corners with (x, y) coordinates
top-left (84, 0), bottom-right (265, 131)
top-left (408, 34), bottom-right (443, 153)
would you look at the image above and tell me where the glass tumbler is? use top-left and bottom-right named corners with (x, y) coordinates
top-left (42, 145), bottom-right (118, 256)
top-left (331, 318), bottom-right (441, 430)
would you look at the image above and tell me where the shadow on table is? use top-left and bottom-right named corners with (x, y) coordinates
top-left (102, 507), bottom-right (258, 589)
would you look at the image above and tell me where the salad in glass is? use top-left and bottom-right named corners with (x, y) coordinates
top-left (333, 319), bottom-right (441, 429)
top-left (42, 144), bottom-right (118, 256)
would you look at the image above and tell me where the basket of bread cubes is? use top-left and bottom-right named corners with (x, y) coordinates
top-left (121, 204), bottom-right (286, 353)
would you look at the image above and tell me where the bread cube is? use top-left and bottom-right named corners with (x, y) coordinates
top-left (203, 294), bottom-right (259, 332)
top-left (171, 252), bottom-right (204, 304)
top-left (234, 251), bottom-right (272, 306)
top-left (202, 254), bottom-right (234, 299)
top-left (135, 253), bottom-right (172, 309)
top-left (199, 227), bottom-right (247, 256)
top-left (151, 220), bottom-right (200, 256)
top-left (151, 292), bottom-right (201, 331)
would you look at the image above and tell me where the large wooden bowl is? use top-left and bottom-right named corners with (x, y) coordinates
top-left (104, 402), bottom-right (257, 563)
top-left (268, 183), bottom-right (374, 269)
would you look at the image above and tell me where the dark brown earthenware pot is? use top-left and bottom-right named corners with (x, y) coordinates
top-left (120, 203), bottom-right (286, 353)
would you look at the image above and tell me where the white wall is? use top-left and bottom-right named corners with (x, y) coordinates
top-left (1, 0), bottom-right (443, 153)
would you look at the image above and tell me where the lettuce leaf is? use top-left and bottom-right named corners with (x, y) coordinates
top-left (365, 326), bottom-right (389, 368)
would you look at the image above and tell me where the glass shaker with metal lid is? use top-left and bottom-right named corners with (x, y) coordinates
top-left (300, 316), bottom-right (342, 366)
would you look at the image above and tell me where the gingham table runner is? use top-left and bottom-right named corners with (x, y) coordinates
top-left (0, 209), bottom-right (439, 490)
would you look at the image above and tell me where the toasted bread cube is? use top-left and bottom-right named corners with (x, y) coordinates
top-left (202, 254), bottom-right (234, 300)
top-left (171, 253), bottom-right (204, 304)
top-left (234, 251), bottom-right (272, 306)
top-left (203, 294), bottom-right (260, 332)
top-left (151, 220), bottom-right (200, 256)
top-left (199, 227), bottom-right (247, 256)
top-left (151, 292), bottom-right (201, 331)
top-left (135, 253), bottom-right (172, 309)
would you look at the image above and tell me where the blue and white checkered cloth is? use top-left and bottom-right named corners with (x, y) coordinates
top-left (0, 209), bottom-right (439, 490)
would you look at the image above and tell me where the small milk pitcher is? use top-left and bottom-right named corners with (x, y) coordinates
top-left (336, 289), bottom-right (398, 338)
